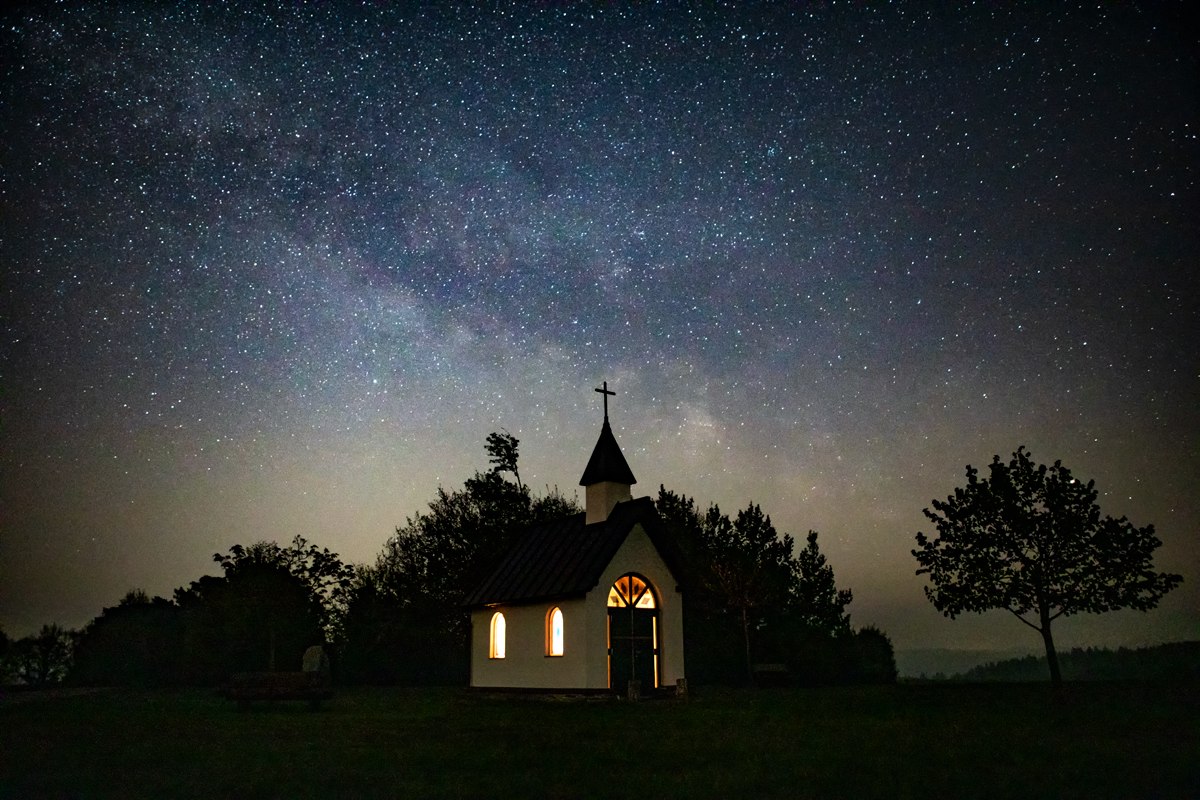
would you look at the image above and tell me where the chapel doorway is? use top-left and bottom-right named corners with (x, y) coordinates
top-left (607, 573), bottom-right (658, 694)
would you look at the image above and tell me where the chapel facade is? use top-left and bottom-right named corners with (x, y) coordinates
top-left (463, 386), bottom-right (685, 694)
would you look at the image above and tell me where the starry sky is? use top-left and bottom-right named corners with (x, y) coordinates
top-left (2, 3), bottom-right (1196, 653)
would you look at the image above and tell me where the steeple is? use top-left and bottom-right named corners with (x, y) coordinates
top-left (580, 382), bottom-right (636, 524)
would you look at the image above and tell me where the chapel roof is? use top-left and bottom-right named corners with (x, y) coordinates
top-left (462, 496), bottom-right (682, 609)
top-left (578, 419), bottom-right (637, 487)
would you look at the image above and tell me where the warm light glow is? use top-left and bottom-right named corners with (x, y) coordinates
top-left (607, 574), bottom-right (655, 608)
top-left (489, 611), bottom-right (506, 659)
top-left (653, 617), bottom-right (659, 688)
top-left (548, 606), bottom-right (564, 656)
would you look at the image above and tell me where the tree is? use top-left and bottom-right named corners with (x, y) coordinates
top-left (0, 625), bottom-right (12, 686)
top-left (485, 430), bottom-right (523, 492)
top-left (212, 536), bottom-right (355, 644)
top-left (787, 531), bottom-right (853, 637)
top-left (71, 590), bottom-right (184, 687)
top-left (173, 536), bottom-right (352, 683)
top-left (654, 487), bottom-right (707, 569)
top-left (176, 565), bottom-right (317, 680)
top-left (7, 624), bottom-right (74, 686)
top-left (848, 625), bottom-right (898, 685)
top-left (655, 486), bottom-right (861, 686)
top-left (654, 486), bottom-right (744, 684)
top-left (702, 502), bottom-right (795, 683)
top-left (914, 447), bottom-right (1183, 685)
top-left (757, 530), bottom-right (855, 687)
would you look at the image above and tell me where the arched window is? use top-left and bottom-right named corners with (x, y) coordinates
top-left (489, 612), bottom-right (506, 659)
top-left (607, 574), bottom-right (656, 608)
top-left (546, 607), bottom-right (564, 656)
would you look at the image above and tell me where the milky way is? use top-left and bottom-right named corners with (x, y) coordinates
top-left (2, 4), bottom-right (1196, 652)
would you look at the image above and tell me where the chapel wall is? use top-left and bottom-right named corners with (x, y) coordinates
top-left (469, 596), bottom-right (589, 689)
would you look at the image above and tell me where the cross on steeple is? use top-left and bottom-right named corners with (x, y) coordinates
top-left (595, 381), bottom-right (615, 422)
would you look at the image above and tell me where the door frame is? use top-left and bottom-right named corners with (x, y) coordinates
top-left (606, 572), bottom-right (660, 691)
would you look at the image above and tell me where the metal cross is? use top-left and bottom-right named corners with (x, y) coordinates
top-left (595, 381), bottom-right (615, 421)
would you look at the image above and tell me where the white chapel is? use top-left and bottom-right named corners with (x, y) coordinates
top-left (463, 384), bottom-right (686, 694)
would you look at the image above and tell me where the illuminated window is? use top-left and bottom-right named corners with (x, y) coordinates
top-left (489, 612), bottom-right (506, 659)
top-left (547, 607), bottom-right (564, 656)
top-left (607, 574), bottom-right (656, 608)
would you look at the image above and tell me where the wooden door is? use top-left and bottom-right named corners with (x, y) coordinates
top-left (607, 574), bottom-right (658, 694)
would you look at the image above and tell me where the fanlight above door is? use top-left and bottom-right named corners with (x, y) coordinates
top-left (607, 574), bottom-right (656, 608)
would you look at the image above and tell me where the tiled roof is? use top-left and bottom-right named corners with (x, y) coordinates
top-left (578, 420), bottom-right (637, 486)
top-left (462, 496), bottom-right (682, 608)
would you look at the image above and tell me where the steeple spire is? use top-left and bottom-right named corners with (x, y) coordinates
top-left (581, 381), bottom-right (636, 524)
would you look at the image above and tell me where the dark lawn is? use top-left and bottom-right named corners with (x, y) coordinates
top-left (1, 682), bottom-right (1195, 799)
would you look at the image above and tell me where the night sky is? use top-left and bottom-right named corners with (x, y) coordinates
top-left (2, 3), bottom-right (1196, 654)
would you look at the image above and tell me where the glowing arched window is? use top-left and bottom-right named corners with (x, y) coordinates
top-left (607, 574), bottom-right (656, 608)
top-left (547, 607), bottom-right (564, 656)
top-left (489, 612), bottom-right (506, 659)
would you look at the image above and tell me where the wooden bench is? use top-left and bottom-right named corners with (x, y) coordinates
top-left (222, 670), bottom-right (333, 710)
top-left (752, 663), bottom-right (791, 687)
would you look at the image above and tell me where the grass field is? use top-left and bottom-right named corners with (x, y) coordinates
top-left (1, 681), bottom-right (1196, 798)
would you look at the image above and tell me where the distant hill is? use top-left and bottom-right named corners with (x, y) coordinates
top-left (943, 641), bottom-right (1200, 682)
top-left (895, 648), bottom-right (1039, 679)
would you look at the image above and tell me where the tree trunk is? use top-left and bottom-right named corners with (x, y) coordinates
top-left (1039, 607), bottom-right (1061, 686)
top-left (742, 606), bottom-right (753, 686)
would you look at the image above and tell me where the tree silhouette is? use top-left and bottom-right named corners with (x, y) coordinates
top-left (212, 536), bottom-right (354, 644)
top-left (654, 486), bottom-right (744, 683)
top-left (655, 486), bottom-right (860, 686)
top-left (788, 530), bottom-right (853, 636)
top-left (485, 430), bottom-right (522, 491)
top-left (7, 624), bottom-right (74, 686)
top-left (848, 625), bottom-right (898, 684)
top-left (71, 590), bottom-right (183, 686)
top-left (171, 536), bottom-right (351, 682)
top-left (701, 503), bottom-right (795, 683)
top-left (914, 447), bottom-right (1182, 685)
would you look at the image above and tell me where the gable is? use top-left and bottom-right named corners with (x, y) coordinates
top-left (463, 496), bottom-right (684, 609)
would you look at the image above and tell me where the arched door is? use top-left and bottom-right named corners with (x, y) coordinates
top-left (607, 573), bottom-right (658, 694)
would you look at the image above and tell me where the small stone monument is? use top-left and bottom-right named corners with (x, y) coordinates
top-left (302, 645), bottom-right (330, 678)
top-left (626, 679), bottom-right (641, 701)
top-left (675, 677), bottom-right (688, 700)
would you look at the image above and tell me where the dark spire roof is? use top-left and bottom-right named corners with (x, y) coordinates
top-left (578, 419), bottom-right (637, 487)
top-left (462, 497), bottom-right (684, 608)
